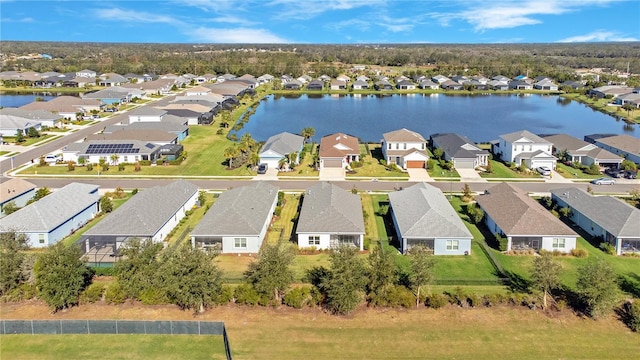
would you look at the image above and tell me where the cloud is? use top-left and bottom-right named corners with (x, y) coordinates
top-left (189, 27), bottom-right (289, 43)
top-left (269, 0), bottom-right (385, 20)
top-left (1, 17), bottom-right (34, 23)
top-left (430, 0), bottom-right (622, 31)
top-left (171, 0), bottom-right (243, 13)
top-left (94, 8), bottom-right (181, 25)
top-left (556, 30), bottom-right (638, 42)
top-left (327, 14), bottom-right (414, 34)
top-left (208, 15), bottom-right (256, 26)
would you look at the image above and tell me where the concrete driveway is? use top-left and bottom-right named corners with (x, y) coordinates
top-left (407, 168), bottom-right (431, 182)
top-left (456, 168), bottom-right (487, 182)
top-left (319, 167), bottom-right (345, 181)
top-left (253, 167), bottom-right (279, 180)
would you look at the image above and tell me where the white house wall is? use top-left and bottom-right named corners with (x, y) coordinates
top-left (539, 236), bottom-right (577, 253)
top-left (222, 235), bottom-right (261, 253)
top-left (26, 202), bottom-right (99, 248)
top-left (150, 192), bottom-right (198, 243)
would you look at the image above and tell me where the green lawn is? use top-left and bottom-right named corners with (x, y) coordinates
top-left (3, 134), bottom-right (55, 147)
top-left (164, 192), bottom-right (217, 245)
top-left (0, 151), bottom-right (10, 156)
top-left (427, 159), bottom-right (460, 178)
top-left (347, 144), bottom-right (408, 178)
top-left (479, 159), bottom-right (542, 178)
top-left (278, 143), bottom-right (319, 177)
top-left (266, 193), bottom-right (301, 244)
top-left (0, 334), bottom-right (226, 360)
top-left (555, 162), bottom-right (601, 180)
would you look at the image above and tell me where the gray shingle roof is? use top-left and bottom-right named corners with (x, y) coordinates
top-left (84, 180), bottom-right (198, 237)
top-left (191, 182), bottom-right (278, 237)
top-left (476, 183), bottom-right (577, 237)
top-left (383, 128), bottom-right (426, 143)
top-left (388, 182), bottom-right (472, 239)
top-left (0, 183), bottom-right (99, 232)
top-left (551, 187), bottom-right (640, 238)
top-left (431, 133), bottom-right (488, 159)
top-left (500, 130), bottom-right (551, 144)
top-left (260, 132), bottom-right (304, 157)
top-left (296, 182), bottom-right (364, 234)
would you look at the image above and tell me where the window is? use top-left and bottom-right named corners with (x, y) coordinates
top-left (388, 143), bottom-right (392, 150)
top-left (234, 238), bottom-right (247, 249)
top-left (309, 236), bottom-right (320, 246)
top-left (446, 240), bottom-right (459, 251)
top-left (421, 143), bottom-right (425, 150)
top-left (395, 143), bottom-right (399, 150)
top-left (403, 143), bottom-right (407, 150)
top-left (123, 156), bottom-right (128, 162)
top-left (38, 234), bottom-right (45, 244)
top-left (552, 238), bottom-right (566, 249)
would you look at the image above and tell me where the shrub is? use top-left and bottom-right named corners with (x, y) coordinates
top-left (599, 242), bottom-right (616, 255)
top-left (80, 283), bottom-right (105, 304)
top-left (284, 287), bottom-right (312, 309)
top-left (118, 163), bottom-right (125, 171)
top-left (425, 293), bottom-right (449, 309)
top-left (426, 159), bottom-right (435, 170)
top-left (467, 293), bottom-right (482, 308)
top-left (86, 163), bottom-right (93, 171)
top-left (495, 233), bottom-right (508, 251)
top-left (369, 285), bottom-right (414, 308)
top-left (216, 285), bottom-right (234, 304)
top-left (274, 206), bottom-right (282, 217)
top-left (571, 248), bottom-right (588, 258)
top-left (234, 283), bottom-right (261, 306)
top-left (91, 267), bottom-right (116, 276)
top-left (104, 282), bottom-right (126, 304)
top-left (3, 283), bottom-right (37, 302)
top-left (131, 188), bottom-right (138, 195)
top-left (139, 160), bottom-right (151, 166)
top-left (139, 288), bottom-right (168, 305)
top-left (67, 161), bottom-right (75, 171)
top-left (624, 301), bottom-right (640, 332)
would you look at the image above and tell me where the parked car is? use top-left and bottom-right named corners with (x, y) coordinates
top-left (105, 107), bottom-right (118, 112)
top-left (257, 163), bottom-right (268, 174)
top-left (92, 114), bottom-right (100, 119)
top-left (44, 154), bottom-right (60, 164)
top-left (591, 177), bottom-right (615, 185)
top-left (536, 166), bottom-right (551, 176)
top-left (625, 170), bottom-right (638, 179)
top-left (605, 168), bottom-right (625, 178)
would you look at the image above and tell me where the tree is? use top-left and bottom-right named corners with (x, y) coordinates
top-left (366, 243), bottom-right (397, 298)
top-left (278, 157), bottom-right (288, 170)
top-left (223, 145), bottom-right (238, 168)
top-left (485, 159), bottom-right (493, 174)
top-left (114, 239), bottom-right (164, 299)
top-left (27, 187), bottom-right (50, 205)
top-left (99, 196), bottom-right (113, 213)
top-left (15, 129), bottom-right (24, 143)
top-left (27, 127), bottom-right (40, 138)
top-left (433, 148), bottom-right (444, 160)
top-left (461, 183), bottom-right (474, 202)
top-left (621, 159), bottom-right (637, 171)
top-left (34, 244), bottom-right (92, 312)
top-left (161, 243), bottom-right (223, 314)
top-left (408, 245), bottom-right (436, 307)
top-left (0, 230), bottom-right (29, 295)
top-left (198, 190), bottom-right (207, 206)
top-left (576, 258), bottom-right (618, 318)
top-left (2, 201), bottom-right (20, 215)
top-left (301, 127), bottom-right (315, 143)
top-left (240, 133), bottom-right (256, 152)
top-left (322, 246), bottom-right (367, 315)
top-left (529, 252), bottom-right (561, 310)
top-left (244, 242), bottom-right (295, 303)
top-left (465, 203), bottom-right (484, 224)
top-left (110, 154), bottom-right (119, 166)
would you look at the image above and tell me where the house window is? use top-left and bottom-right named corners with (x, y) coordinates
top-left (123, 156), bottom-right (128, 162)
top-left (395, 143), bottom-right (399, 150)
top-left (552, 238), bottom-right (566, 249)
top-left (388, 143), bottom-right (391, 150)
top-left (309, 236), bottom-right (320, 246)
top-left (421, 143), bottom-right (425, 150)
top-left (234, 238), bottom-right (247, 249)
top-left (446, 240), bottom-right (459, 251)
top-left (403, 143), bottom-right (407, 150)
top-left (38, 234), bottom-right (45, 244)
top-left (528, 145), bottom-right (532, 151)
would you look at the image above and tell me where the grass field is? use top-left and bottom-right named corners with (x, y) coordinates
top-left (555, 162), bottom-right (601, 180)
top-left (480, 159), bottom-right (542, 178)
top-left (1, 303), bottom-right (639, 359)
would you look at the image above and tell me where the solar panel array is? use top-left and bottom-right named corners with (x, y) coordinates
top-left (85, 143), bottom-right (139, 154)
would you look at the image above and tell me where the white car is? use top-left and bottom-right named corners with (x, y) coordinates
top-left (536, 166), bottom-right (551, 176)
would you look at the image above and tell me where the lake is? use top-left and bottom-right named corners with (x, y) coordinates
top-left (0, 93), bottom-right (79, 108)
top-left (232, 94), bottom-right (637, 143)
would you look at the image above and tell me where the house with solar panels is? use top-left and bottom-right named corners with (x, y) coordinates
top-left (62, 139), bottom-right (162, 164)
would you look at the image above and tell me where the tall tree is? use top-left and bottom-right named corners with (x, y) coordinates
top-left (408, 245), bottom-right (436, 307)
top-left (366, 243), bottom-right (397, 298)
top-left (223, 145), bottom-right (238, 168)
top-left (244, 242), bottom-right (295, 303)
top-left (301, 127), bottom-right (315, 143)
top-left (323, 246), bottom-right (367, 315)
top-left (576, 258), bottom-right (619, 318)
top-left (0, 230), bottom-right (30, 295)
top-left (114, 238), bottom-right (163, 299)
top-left (529, 252), bottom-right (561, 309)
top-left (161, 243), bottom-right (223, 314)
top-left (34, 244), bottom-right (92, 312)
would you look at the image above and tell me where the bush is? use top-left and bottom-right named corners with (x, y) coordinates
top-left (234, 283), bottom-right (262, 306)
top-left (216, 285), bottom-right (234, 304)
top-left (86, 163), bottom-right (93, 171)
top-left (274, 206), bottom-right (282, 217)
top-left (495, 233), bottom-right (508, 251)
top-left (139, 160), bottom-right (151, 166)
top-left (624, 301), bottom-right (640, 332)
top-left (284, 287), bottom-right (312, 309)
top-left (104, 282), bottom-right (126, 304)
top-left (571, 248), bottom-right (588, 258)
top-left (80, 283), bottom-right (105, 304)
top-left (425, 293), bottom-right (448, 309)
top-left (599, 242), bottom-right (616, 255)
top-left (118, 163), bottom-right (125, 171)
top-left (91, 267), bottom-right (116, 276)
top-left (426, 159), bottom-right (435, 170)
top-left (3, 283), bottom-right (37, 302)
top-left (139, 288), bottom-right (168, 305)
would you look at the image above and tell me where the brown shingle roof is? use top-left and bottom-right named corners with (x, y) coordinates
top-left (383, 128), bottom-right (426, 143)
top-left (319, 133), bottom-right (359, 158)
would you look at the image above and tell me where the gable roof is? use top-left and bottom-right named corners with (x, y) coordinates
top-left (0, 178), bottom-right (36, 204)
top-left (593, 134), bottom-right (640, 156)
top-left (551, 187), bottom-right (640, 238)
top-left (260, 132), bottom-right (304, 157)
top-left (191, 182), bottom-right (278, 237)
top-left (85, 129), bottom-right (177, 143)
top-left (84, 180), bottom-right (198, 237)
top-left (388, 183), bottom-right (472, 239)
top-left (500, 130), bottom-right (550, 144)
top-left (296, 182), bottom-right (364, 234)
top-left (431, 133), bottom-right (488, 159)
top-left (0, 183), bottom-right (99, 233)
top-left (319, 133), bottom-right (360, 158)
top-left (541, 134), bottom-right (592, 152)
top-left (0, 108), bottom-right (62, 122)
top-left (383, 128), bottom-right (426, 143)
top-left (476, 183), bottom-right (577, 237)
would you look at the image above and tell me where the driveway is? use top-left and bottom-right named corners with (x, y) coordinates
top-left (456, 168), bottom-right (487, 182)
top-left (407, 168), bottom-right (431, 182)
top-left (319, 167), bottom-right (345, 181)
top-left (544, 169), bottom-right (573, 184)
top-left (253, 167), bottom-right (278, 180)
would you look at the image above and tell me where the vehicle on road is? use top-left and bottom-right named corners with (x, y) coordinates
top-left (536, 166), bottom-right (551, 176)
top-left (257, 163), bottom-right (268, 174)
top-left (591, 177), bottom-right (615, 185)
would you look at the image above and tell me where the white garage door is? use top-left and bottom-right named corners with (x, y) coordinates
top-left (260, 158), bottom-right (281, 168)
top-left (454, 159), bottom-right (476, 169)
top-left (531, 160), bottom-right (555, 170)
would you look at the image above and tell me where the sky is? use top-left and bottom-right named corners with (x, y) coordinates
top-left (1, 0), bottom-right (639, 44)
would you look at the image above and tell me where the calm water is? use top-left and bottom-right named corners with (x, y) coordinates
top-left (232, 94), bottom-right (637, 143)
top-left (0, 93), bottom-right (77, 107)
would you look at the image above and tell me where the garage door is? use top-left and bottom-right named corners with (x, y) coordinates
top-left (406, 161), bottom-right (425, 169)
top-left (323, 159), bottom-right (343, 168)
top-left (260, 158), bottom-right (281, 168)
top-left (532, 160), bottom-right (555, 170)
top-left (454, 159), bottom-right (475, 169)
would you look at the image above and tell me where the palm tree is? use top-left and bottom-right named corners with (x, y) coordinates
top-left (288, 151), bottom-right (298, 167)
top-left (223, 145), bottom-right (238, 168)
top-left (301, 127), bottom-right (315, 143)
top-left (278, 157), bottom-right (288, 171)
top-left (241, 133), bottom-right (256, 151)
top-left (110, 154), bottom-right (119, 166)
top-left (249, 151), bottom-right (260, 168)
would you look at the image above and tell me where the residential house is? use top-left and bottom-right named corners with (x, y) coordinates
top-left (476, 183), bottom-right (578, 253)
top-left (259, 132), bottom-right (305, 169)
top-left (296, 182), bottom-right (364, 251)
top-left (492, 75), bottom-right (510, 82)
top-left (318, 74), bottom-right (331, 82)
top-left (587, 85), bottom-right (633, 99)
top-left (492, 130), bottom-right (556, 170)
top-left (0, 114), bottom-right (41, 137)
top-left (85, 129), bottom-right (178, 146)
top-left (440, 80), bottom-right (463, 90)
top-left (374, 80), bottom-right (393, 90)
top-left (396, 80), bottom-right (416, 90)
top-left (488, 80), bottom-right (509, 91)
top-left (381, 128), bottom-right (429, 169)
top-left (551, 187), bottom-right (640, 255)
top-left (584, 134), bottom-right (640, 164)
top-left (82, 86), bottom-right (133, 105)
top-left (216, 73), bottom-right (236, 83)
top-left (21, 96), bottom-right (103, 119)
top-left (336, 75), bottom-right (350, 82)
top-left (306, 80), bottom-right (324, 90)
top-left (75, 69), bottom-right (97, 78)
top-left (561, 80), bottom-right (585, 90)
top-left (283, 80), bottom-right (302, 90)
top-left (107, 119), bottom-right (189, 141)
top-left (352, 80), bottom-right (369, 90)
top-left (257, 74), bottom-right (274, 85)
top-left (191, 182), bottom-right (278, 253)
top-left (509, 80), bottom-right (533, 90)
top-left (541, 134), bottom-right (623, 169)
top-left (419, 79), bottom-right (439, 90)
top-left (98, 73), bottom-right (128, 87)
top-left (330, 80), bottom-right (347, 90)
top-left (431, 75), bottom-right (450, 84)
top-left (0, 183), bottom-right (100, 248)
top-left (615, 92), bottom-right (640, 108)
top-left (62, 139), bottom-right (162, 164)
top-left (468, 80), bottom-right (488, 90)
top-left (0, 178), bottom-right (36, 216)
top-left (451, 75), bottom-right (469, 84)
top-left (0, 108), bottom-right (62, 128)
top-left (79, 180), bottom-right (199, 262)
top-left (128, 107), bottom-right (167, 123)
top-left (430, 133), bottom-right (489, 169)
top-left (319, 133), bottom-right (360, 169)
top-left (389, 182), bottom-right (473, 254)
top-left (533, 79), bottom-right (559, 91)
top-left (297, 75), bottom-right (312, 84)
